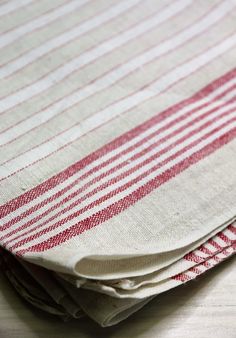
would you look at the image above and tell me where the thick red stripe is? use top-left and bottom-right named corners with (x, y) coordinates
top-left (172, 238), bottom-right (235, 282)
top-left (3, 100), bottom-right (235, 245)
top-left (1, 68), bottom-right (235, 219)
top-left (15, 125), bottom-right (236, 254)
top-left (184, 252), bottom-right (204, 264)
top-left (172, 272), bottom-right (192, 282)
top-left (218, 232), bottom-right (232, 244)
top-left (5, 111), bottom-right (236, 248)
top-left (198, 245), bottom-right (214, 256)
top-left (228, 224), bottom-right (236, 234)
top-left (2, 82), bottom-right (235, 234)
top-left (208, 239), bottom-right (224, 251)
top-left (189, 266), bottom-right (204, 274)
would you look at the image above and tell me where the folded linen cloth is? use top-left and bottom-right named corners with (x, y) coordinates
top-left (1, 223), bottom-right (235, 326)
top-left (0, 0), bottom-right (236, 327)
top-left (57, 223), bottom-right (236, 299)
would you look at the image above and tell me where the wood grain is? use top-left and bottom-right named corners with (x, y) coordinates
top-left (0, 257), bottom-right (235, 338)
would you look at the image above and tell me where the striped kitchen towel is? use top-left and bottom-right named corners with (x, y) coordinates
top-left (1, 223), bottom-right (235, 326)
top-left (0, 0), bottom-right (236, 327)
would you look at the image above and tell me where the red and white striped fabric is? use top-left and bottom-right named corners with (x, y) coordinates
top-left (0, 0), bottom-right (236, 326)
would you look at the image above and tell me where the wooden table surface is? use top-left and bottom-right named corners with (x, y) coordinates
top-left (0, 257), bottom-right (235, 338)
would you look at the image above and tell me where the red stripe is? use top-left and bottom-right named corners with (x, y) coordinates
top-left (189, 266), bottom-right (203, 274)
top-left (200, 261), bottom-right (211, 268)
top-left (218, 232), bottom-right (232, 244)
top-left (228, 224), bottom-right (236, 234)
top-left (0, 0), bottom-right (149, 84)
top-left (1, 30), bottom-right (235, 187)
top-left (0, 68), bottom-right (235, 220)
top-left (0, 7), bottom-right (231, 169)
top-left (0, 0), bottom-right (120, 84)
top-left (208, 239), bottom-right (224, 250)
top-left (0, 1), bottom-right (198, 179)
top-left (184, 252), bottom-right (204, 263)
top-left (172, 239), bottom-right (235, 283)
top-left (14, 125), bottom-right (236, 254)
top-left (0, 8), bottom-right (185, 143)
top-left (172, 272), bottom-right (191, 282)
top-left (0, 1), bottom-right (215, 138)
top-left (2, 81), bottom-right (235, 235)
top-left (198, 245), bottom-right (214, 256)
top-left (4, 110), bottom-right (236, 248)
top-left (5, 114), bottom-right (236, 249)
top-left (0, 0), bottom-right (147, 101)
top-left (2, 63), bottom-right (235, 183)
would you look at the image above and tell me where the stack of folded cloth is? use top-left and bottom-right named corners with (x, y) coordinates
top-left (0, 0), bottom-right (236, 327)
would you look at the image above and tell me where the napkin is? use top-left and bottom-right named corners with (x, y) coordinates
top-left (0, 0), bottom-right (236, 327)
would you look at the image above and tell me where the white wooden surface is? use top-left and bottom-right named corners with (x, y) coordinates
top-left (0, 257), bottom-right (235, 338)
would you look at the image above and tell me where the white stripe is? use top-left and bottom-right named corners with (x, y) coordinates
top-left (194, 249), bottom-right (210, 259)
top-left (224, 228), bottom-right (236, 240)
top-left (3, 97), bottom-right (235, 242)
top-left (213, 236), bottom-right (228, 247)
top-left (13, 118), bottom-right (236, 250)
top-left (5, 108), bottom-right (236, 245)
top-left (0, 0), bottom-right (192, 134)
top-left (4, 91), bottom-right (235, 239)
top-left (0, 0), bottom-right (34, 18)
top-left (0, 0), bottom-right (143, 79)
top-left (0, 0), bottom-right (231, 144)
top-left (1, 32), bottom-right (235, 181)
top-left (0, 0), bottom-right (190, 112)
top-left (3, 88), bottom-right (236, 238)
top-left (0, 0), bottom-right (91, 49)
top-left (204, 242), bottom-right (221, 253)
top-left (184, 270), bottom-right (198, 279)
top-left (1, 74), bottom-right (234, 226)
top-left (196, 265), bottom-right (208, 273)
top-left (211, 251), bottom-right (227, 260)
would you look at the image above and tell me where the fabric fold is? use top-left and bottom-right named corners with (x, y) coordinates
top-left (0, 0), bottom-right (236, 327)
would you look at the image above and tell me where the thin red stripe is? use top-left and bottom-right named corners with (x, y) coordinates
top-left (14, 125), bottom-right (236, 254)
top-left (0, 1), bottom-right (229, 159)
top-left (0, 0), bottom-right (147, 98)
top-left (0, 68), bottom-right (235, 219)
top-left (0, 0), bottom-right (213, 138)
top-left (2, 97), bottom-right (235, 244)
top-left (172, 238), bottom-right (235, 282)
top-left (1, 30), bottom-right (235, 187)
top-left (0, 4), bottom-right (185, 140)
top-left (0, 0), bottom-right (146, 85)
top-left (2, 81), bottom-right (235, 234)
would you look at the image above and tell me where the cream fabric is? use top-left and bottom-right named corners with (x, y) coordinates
top-left (0, 0), bottom-right (236, 327)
